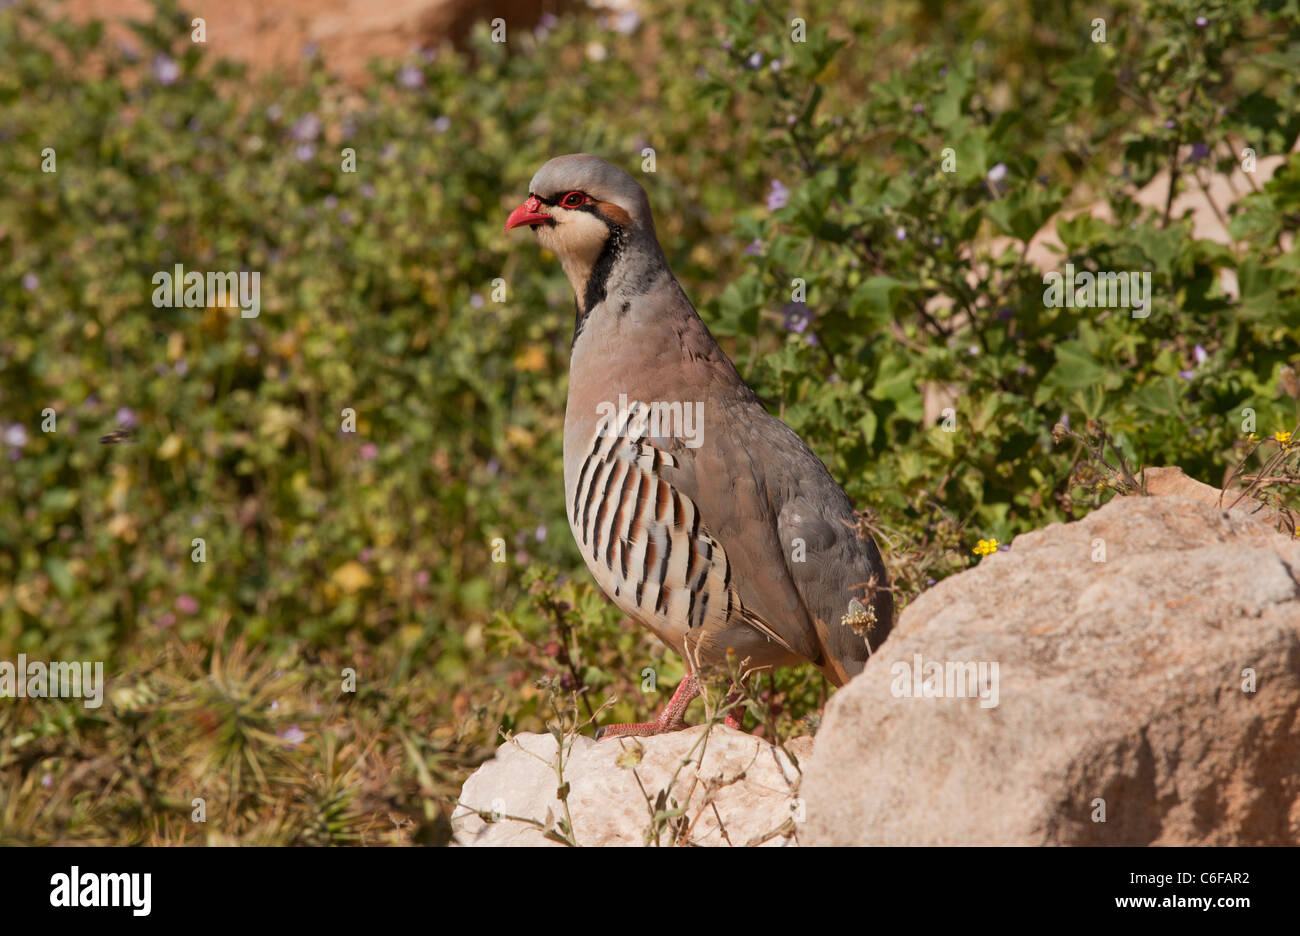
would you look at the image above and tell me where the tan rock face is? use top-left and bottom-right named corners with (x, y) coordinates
top-left (803, 495), bottom-right (1300, 846)
top-left (63, 0), bottom-right (552, 82)
top-left (452, 726), bottom-right (811, 846)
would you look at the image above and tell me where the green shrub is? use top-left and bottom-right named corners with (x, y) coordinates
top-left (0, 0), bottom-right (1297, 842)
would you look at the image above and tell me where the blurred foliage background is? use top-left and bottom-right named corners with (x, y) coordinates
top-left (0, 0), bottom-right (1298, 843)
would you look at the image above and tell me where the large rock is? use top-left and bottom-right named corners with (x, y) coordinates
top-left (803, 495), bottom-right (1300, 845)
top-left (453, 726), bottom-right (810, 846)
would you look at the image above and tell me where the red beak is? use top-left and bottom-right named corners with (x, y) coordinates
top-left (505, 195), bottom-right (551, 232)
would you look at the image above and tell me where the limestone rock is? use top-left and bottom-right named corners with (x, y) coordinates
top-left (452, 726), bottom-right (810, 846)
top-left (803, 495), bottom-right (1300, 845)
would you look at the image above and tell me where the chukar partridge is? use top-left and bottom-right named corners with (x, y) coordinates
top-left (506, 154), bottom-right (893, 738)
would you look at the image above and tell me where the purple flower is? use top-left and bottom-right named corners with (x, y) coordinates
top-left (295, 144), bottom-right (316, 162)
top-left (1193, 344), bottom-right (1208, 365)
top-left (3, 424), bottom-right (28, 448)
top-left (782, 303), bottom-right (813, 334)
top-left (432, 115), bottom-right (451, 134)
top-left (397, 65), bottom-right (424, 89)
top-left (996, 306), bottom-right (1015, 321)
top-left (769, 59), bottom-right (782, 73)
top-left (152, 54), bottom-right (180, 86)
top-left (470, 293), bottom-right (485, 309)
top-left (895, 227), bottom-right (907, 242)
top-left (359, 547), bottom-right (373, 562)
top-left (290, 113), bottom-right (321, 142)
top-left (747, 51), bottom-right (764, 69)
top-left (360, 443), bottom-right (378, 460)
top-left (1195, 16), bottom-right (1208, 27)
top-left (22, 272), bottom-right (39, 291)
top-left (987, 162), bottom-right (1008, 183)
top-left (611, 10), bottom-right (640, 34)
top-left (744, 238), bottom-right (763, 257)
top-left (1164, 119), bottom-right (1176, 130)
top-left (339, 210), bottom-right (355, 226)
top-left (360, 182), bottom-right (376, 199)
top-left (1189, 142), bottom-right (1210, 162)
top-left (323, 195), bottom-right (338, 210)
top-left (539, 12), bottom-right (559, 30)
top-left (535, 524), bottom-right (548, 543)
top-left (175, 594), bottom-right (199, 615)
top-left (115, 407), bottom-right (139, 429)
top-left (766, 179), bottom-right (790, 211)
top-left (414, 569), bottom-right (431, 587)
top-left (277, 725), bottom-right (307, 746)
top-left (485, 457), bottom-right (500, 476)
top-left (1179, 369), bottom-right (1196, 380)
top-left (911, 103), bottom-right (925, 114)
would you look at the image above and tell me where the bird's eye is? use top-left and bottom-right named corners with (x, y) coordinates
top-left (561, 191), bottom-right (586, 208)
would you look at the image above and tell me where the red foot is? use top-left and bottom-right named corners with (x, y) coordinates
top-left (722, 690), bottom-right (746, 732)
top-left (596, 673), bottom-right (699, 740)
top-left (595, 675), bottom-right (750, 738)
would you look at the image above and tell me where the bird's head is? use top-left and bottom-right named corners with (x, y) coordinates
top-left (505, 154), bottom-right (661, 312)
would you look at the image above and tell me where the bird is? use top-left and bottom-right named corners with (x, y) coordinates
top-left (505, 154), bottom-right (893, 739)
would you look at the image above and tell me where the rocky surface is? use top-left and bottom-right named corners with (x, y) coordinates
top-left (454, 493), bottom-right (1300, 846)
top-left (65, 0), bottom-right (559, 81)
top-left (452, 726), bottom-right (811, 846)
top-left (803, 494), bottom-right (1300, 845)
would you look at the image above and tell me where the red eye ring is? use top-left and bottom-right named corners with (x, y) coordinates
top-left (561, 191), bottom-right (586, 208)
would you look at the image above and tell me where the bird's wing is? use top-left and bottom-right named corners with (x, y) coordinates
top-left (660, 395), bottom-right (893, 685)
top-left (652, 399), bottom-right (825, 665)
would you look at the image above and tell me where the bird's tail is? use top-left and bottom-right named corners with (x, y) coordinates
top-left (814, 584), bottom-right (895, 687)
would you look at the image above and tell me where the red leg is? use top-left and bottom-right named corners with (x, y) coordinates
top-left (722, 690), bottom-right (746, 732)
top-left (595, 673), bottom-right (700, 740)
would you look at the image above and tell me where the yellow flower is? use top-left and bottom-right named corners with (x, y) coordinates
top-left (331, 561), bottom-right (373, 593)
top-left (973, 538), bottom-right (999, 557)
top-left (1274, 430), bottom-right (1293, 446)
